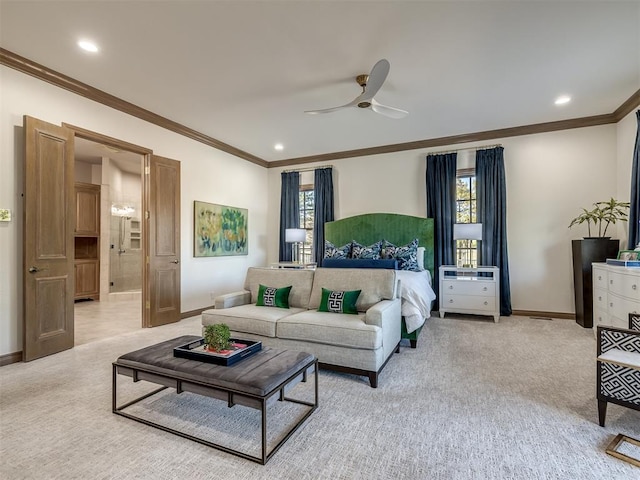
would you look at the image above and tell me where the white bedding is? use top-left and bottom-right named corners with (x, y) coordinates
top-left (395, 270), bottom-right (436, 333)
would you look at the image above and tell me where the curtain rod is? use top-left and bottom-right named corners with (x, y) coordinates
top-left (427, 144), bottom-right (503, 156)
top-left (283, 164), bottom-right (333, 173)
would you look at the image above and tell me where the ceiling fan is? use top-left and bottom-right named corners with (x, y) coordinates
top-left (305, 59), bottom-right (408, 119)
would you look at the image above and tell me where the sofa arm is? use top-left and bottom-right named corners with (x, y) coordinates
top-left (214, 290), bottom-right (251, 309)
top-left (365, 298), bottom-right (402, 329)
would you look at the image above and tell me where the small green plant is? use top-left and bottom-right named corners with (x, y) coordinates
top-left (203, 323), bottom-right (231, 352)
top-left (568, 198), bottom-right (630, 238)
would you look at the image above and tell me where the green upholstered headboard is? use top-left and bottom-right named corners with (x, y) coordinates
top-left (324, 213), bottom-right (435, 277)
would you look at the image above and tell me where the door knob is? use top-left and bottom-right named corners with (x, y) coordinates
top-left (171, 260), bottom-right (180, 264)
top-left (28, 266), bottom-right (46, 273)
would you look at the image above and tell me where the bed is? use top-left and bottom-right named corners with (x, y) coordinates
top-left (323, 213), bottom-right (436, 348)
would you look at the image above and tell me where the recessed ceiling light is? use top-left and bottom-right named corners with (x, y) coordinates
top-left (554, 95), bottom-right (571, 105)
top-left (274, 143), bottom-right (284, 151)
top-left (78, 40), bottom-right (99, 53)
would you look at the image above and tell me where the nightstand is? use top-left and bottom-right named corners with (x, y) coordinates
top-left (439, 265), bottom-right (500, 322)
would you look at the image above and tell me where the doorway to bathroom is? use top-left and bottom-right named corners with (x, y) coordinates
top-left (73, 136), bottom-right (144, 345)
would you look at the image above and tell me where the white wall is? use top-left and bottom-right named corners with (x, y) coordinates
top-left (0, 66), bottom-right (269, 356)
top-left (267, 123), bottom-right (624, 316)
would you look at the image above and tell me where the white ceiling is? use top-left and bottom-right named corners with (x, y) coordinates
top-left (2, 1), bottom-right (639, 163)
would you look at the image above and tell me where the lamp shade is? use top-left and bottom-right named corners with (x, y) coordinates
top-left (453, 223), bottom-right (482, 240)
top-left (285, 228), bottom-right (306, 243)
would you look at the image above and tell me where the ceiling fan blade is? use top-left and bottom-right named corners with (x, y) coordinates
top-left (305, 98), bottom-right (358, 115)
top-left (371, 99), bottom-right (408, 119)
top-left (361, 59), bottom-right (390, 100)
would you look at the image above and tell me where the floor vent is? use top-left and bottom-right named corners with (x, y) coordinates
top-left (530, 316), bottom-right (554, 321)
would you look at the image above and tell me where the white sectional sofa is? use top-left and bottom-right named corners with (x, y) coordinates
top-left (201, 267), bottom-right (402, 387)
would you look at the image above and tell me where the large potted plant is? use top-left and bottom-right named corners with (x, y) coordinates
top-left (569, 198), bottom-right (630, 328)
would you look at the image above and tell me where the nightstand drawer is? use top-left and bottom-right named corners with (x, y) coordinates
top-left (442, 280), bottom-right (495, 297)
top-left (442, 294), bottom-right (496, 312)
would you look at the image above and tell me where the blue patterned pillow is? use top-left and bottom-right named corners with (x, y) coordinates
top-left (351, 240), bottom-right (382, 260)
top-left (324, 240), bottom-right (351, 259)
top-left (383, 238), bottom-right (419, 271)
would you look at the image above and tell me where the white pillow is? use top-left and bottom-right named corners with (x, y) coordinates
top-left (417, 246), bottom-right (425, 271)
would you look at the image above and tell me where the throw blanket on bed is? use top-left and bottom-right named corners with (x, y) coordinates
top-left (396, 270), bottom-right (436, 333)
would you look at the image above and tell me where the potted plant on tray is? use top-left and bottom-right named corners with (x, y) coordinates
top-left (203, 323), bottom-right (232, 352)
top-left (568, 198), bottom-right (630, 329)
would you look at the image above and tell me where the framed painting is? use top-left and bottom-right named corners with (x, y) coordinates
top-left (194, 201), bottom-right (248, 257)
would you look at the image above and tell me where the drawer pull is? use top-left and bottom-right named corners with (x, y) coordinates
top-left (449, 299), bottom-right (454, 303)
top-left (633, 284), bottom-right (637, 290)
top-left (448, 285), bottom-right (453, 289)
top-left (610, 303), bottom-right (613, 307)
top-left (598, 296), bottom-right (602, 301)
top-left (598, 275), bottom-right (602, 280)
top-left (484, 301), bottom-right (488, 305)
top-left (610, 280), bottom-right (613, 284)
top-left (482, 287), bottom-right (487, 291)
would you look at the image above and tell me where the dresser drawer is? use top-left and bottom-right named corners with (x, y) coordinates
top-left (593, 287), bottom-right (608, 311)
top-left (607, 292), bottom-right (640, 321)
top-left (442, 280), bottom-right (495, 297)
top-left (608, 271), bottom-right (640, 301)
top-left (593, 267), bottom-right (608, 290)
top-left (442, 294), bottom-right (496, 312)
top-left (593, 307), bottom-right (609, 329)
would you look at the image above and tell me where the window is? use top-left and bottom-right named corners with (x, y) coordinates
top-left (299, 185), bottom-right (314, 263)
top-left (456, 172), bottom-right (479, 267)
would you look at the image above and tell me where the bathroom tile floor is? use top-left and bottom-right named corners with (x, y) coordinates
top-left (74, 298), bottom-right (142, 346)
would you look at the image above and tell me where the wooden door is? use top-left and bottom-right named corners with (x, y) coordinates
top-left (146, 155), bottom-right (181, 327)
top-left (23, 116), bottom-right (75, 361)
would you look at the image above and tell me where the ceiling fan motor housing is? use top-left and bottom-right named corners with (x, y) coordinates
top-left (356, 74), bottom-right (371, 108)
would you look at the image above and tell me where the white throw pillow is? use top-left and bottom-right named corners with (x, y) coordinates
top-left (417, 246), bottom-right (425, 271)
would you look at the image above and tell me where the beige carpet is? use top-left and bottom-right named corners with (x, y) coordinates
top-left (1, 314), bottom-right (639, 479)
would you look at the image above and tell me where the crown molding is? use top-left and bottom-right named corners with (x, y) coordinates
top-left (2, 48), bottom-right (637, 169)
top-left (0, 48), bottom-right (267, 167)
top-left (268, 113), bottom-right (616, 168)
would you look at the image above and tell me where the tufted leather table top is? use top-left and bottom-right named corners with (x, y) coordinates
top-left (115, 335), bottom-right (315, 398)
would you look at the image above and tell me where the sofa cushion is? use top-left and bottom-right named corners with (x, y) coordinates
top-left (201, 305), bottom-right (305, 337)
top-left (308, 268), bottom-right (397, 312)
top-left (277, 311), bottom-right (382, 350)
top-left (244, 267), bottom-right (315, 309)
top-left (318, 288), bottom-right (361, 314)
top-left (256, 284), bottom-right (292, 308)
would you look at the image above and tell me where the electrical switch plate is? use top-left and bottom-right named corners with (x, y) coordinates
top-left (0, 209), bottom-right (11, 222)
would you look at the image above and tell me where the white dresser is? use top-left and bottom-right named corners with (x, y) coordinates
top-left (439, 266), bottom-right (500, 322)
top-left (592, 262), bottom-right (640, 335)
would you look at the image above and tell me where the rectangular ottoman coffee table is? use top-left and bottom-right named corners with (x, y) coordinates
top-left (113, 335), bottom-right (317, 464)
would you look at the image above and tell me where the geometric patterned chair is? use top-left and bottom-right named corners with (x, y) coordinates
top-left (596, 325), bottom-right (640, 427)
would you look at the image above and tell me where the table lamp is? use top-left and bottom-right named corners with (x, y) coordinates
top-left (453, 223), bottom-right (482, 267)
top-left (285, 228), bottom-right (306, 263)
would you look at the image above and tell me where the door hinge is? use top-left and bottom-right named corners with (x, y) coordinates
top-left (146, 300), bottom-right (150, 309)
top-left (145, 211), bottom-right (150, 219)
top-left (146, 256), bottom-right (150, 265)
top-left (145, 166), bottom-right (150, 175)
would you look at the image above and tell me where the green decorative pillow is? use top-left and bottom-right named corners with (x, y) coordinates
top-left (256, 284), bottom-right (292, 308)
top-left (318, 287), bottom-right (361, 314)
